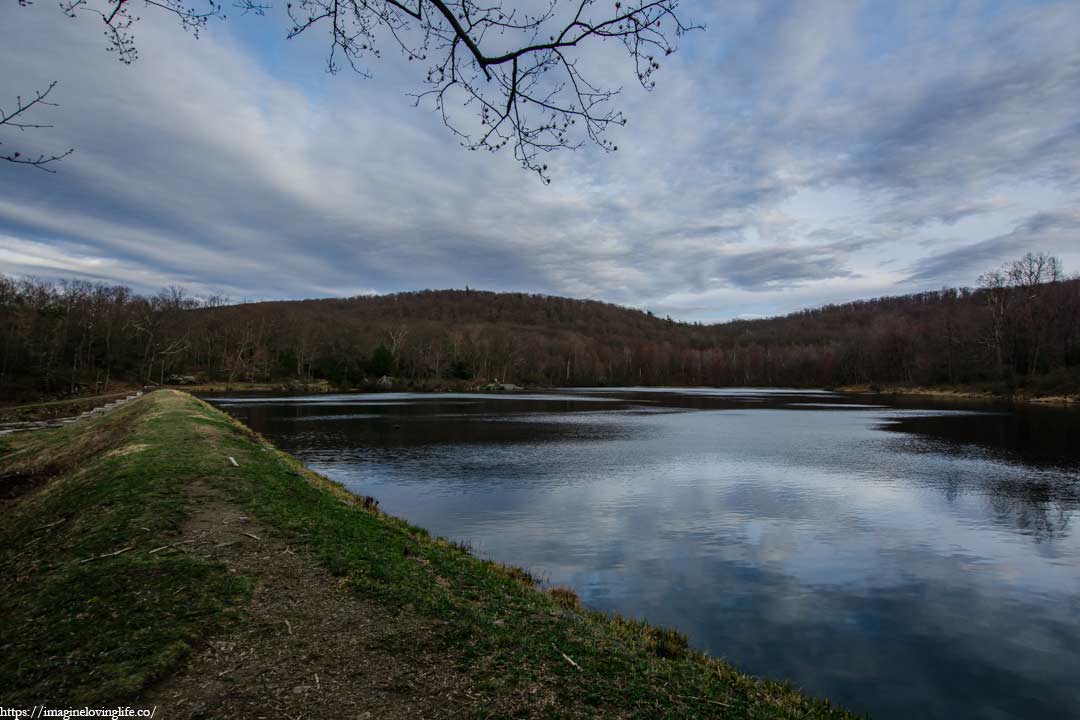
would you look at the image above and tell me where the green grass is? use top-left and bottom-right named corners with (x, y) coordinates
top-left (1, 390), bottom-right (859, 718)
top-left (0, 394), bottom-right (251, 704)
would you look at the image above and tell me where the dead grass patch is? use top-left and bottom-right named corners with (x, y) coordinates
top-left (548, 586), bottom-right (581, 609)
top-left (105, 443), bottom-right (149, 459)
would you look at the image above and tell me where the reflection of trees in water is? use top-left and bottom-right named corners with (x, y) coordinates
top-left (939, 466), bottom-right (964, 505)
top-left (878, 433), bottom-right (1077, 542)
top-left (880, 409), bottom-right (1080, 542)
top-left (884, 409), bottom-right (1080, 470)
top-left (985, 479), bottom-right (1075, 542)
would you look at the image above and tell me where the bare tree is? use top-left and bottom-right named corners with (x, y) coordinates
top-left (1005, 252), bottom-right (1062, 375)
top-left (0, 82), bottom-right (74, 172)
top-left (386, 323), bottom-right (409, 363)
top-left (46, 0), bottom-right (700, 180)
top-left (978, 252), bottom-right (1064, 378)
top-left (977, 268), bottom-right (1010, 378)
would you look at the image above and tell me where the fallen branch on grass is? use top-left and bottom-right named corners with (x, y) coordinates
top-left (79, 545), bottom-right (134, 563)
top-left (34, 518), bottom-right (66, 531)
top-left (11, 535), bottom-right (43, 560)
top-left (148, 539), bottom-right (197, 554)
top-left (553, 643), bottom-right (582, 671)
top-left (676, 693), bottom-right (731, 708)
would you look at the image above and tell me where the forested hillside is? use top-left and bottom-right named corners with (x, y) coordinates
top-left (2, 254), bottom-right (1078, 402)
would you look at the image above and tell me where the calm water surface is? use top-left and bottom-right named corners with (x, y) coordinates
top-left (208, 388), bottom-right (1080, 719)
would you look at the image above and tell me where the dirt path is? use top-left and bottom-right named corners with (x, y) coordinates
top-left (143, 482), bottom-right (494, 719)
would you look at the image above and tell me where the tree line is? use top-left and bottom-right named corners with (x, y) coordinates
top-left (2, 253), bottom-right (1078, 402)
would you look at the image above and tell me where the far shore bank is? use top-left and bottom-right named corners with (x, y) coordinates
top-left (0, 388), bottom-right (140, 424)
top-left (0, 379), bottom-right (530, 421)
top-left (6, 378), bottom-right (1075, 425)
top-left (836, 383), bottom-right (1077, 406)
top-left (177, 379), bottom-right (1080, 407)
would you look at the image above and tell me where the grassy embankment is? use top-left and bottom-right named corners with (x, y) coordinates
top-left (0, 390), bottom-right (858, 718)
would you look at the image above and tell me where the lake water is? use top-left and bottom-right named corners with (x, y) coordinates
top-left (207, 388), bottom-right (1080, 719)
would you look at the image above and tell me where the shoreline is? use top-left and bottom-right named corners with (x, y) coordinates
top-left (173, 380), bottom-right (1080, 407)
top-left (6, 379), bottom-right (1072, 425)
top-left (835, 383), bottom-right (1077, 406)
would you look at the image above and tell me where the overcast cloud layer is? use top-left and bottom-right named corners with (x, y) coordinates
top-left (2, 1), bottom-right (1080, 321)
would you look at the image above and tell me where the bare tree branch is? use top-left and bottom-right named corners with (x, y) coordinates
top-left (0, 82), bottom-right (74, 173)
top-left (59, 0), bottom-right (227, 64)
top-left (24, 0), bottom-right (701, 180)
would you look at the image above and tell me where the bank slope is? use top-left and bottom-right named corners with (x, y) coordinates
top-left (0, 390), bottom-right (859, 719)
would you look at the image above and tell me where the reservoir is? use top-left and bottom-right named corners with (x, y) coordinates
top-left (209, 388), bottom-right (1080, 720)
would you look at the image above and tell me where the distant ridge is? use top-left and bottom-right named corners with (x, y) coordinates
top-left (2, 273), bottom-right (1078, 400)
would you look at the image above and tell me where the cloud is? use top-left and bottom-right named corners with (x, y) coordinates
top-left (2, 1), bottom-right (1080, 321)
top-left (905, 210), bottom-right (1080, 284)
top-left (718, 247), bottom-right (854, 289)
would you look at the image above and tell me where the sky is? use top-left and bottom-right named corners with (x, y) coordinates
top-left (2, 0), bottom-right (1079, 322)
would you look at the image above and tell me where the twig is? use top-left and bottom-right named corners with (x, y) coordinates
top-left (10, 535), bottom-right (43, 560)
top-left (676, 694), bottom-right (731, 708)
top-left (148, 539), bottom-right (196, 554)
top-left (240, 532), bottom-right (261, 541)
top-left (553, 643), bottom-right (581, 671)
top-left (228, 456), bottom-right (239, 467)
top-left (79, 545), bottom-right (135, 563)
top-left (284, 619), bottom-right (293, 634)
top-left (34, 518), bottom-right (66, 531)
